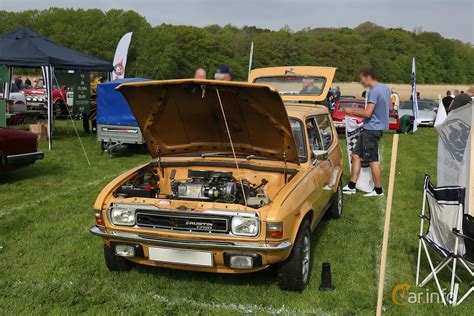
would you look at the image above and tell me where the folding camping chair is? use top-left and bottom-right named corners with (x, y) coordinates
top-left (416, 175), bottom-right (474, 306)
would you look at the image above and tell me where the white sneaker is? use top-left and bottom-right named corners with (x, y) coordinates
top-left (342, 184), bottom-right (356, 195)
top-left (364, 190), bottom-right (384, 197)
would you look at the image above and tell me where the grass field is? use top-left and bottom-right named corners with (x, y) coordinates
top-left (0, 121), bottom-right (472, 315)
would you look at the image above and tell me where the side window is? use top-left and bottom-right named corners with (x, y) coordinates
top-left (290, 119), bottom-right (307, 163)
top-left (305, 118), bottom-right (323, 153)
top-left (315, 115), bottom-right (333, 150)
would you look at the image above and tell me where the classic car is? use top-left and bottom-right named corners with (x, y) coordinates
top-left (332, 98), bottom-right (400, 132)
top-left (23, 80), bottom-right (72, 115)
top-left (90, 68), bottom-right (343, 291)
top-left (399, 99), bottom-right (438, 127)
top-left (0, 84), bottom-right (27, 113)
top-left (0, 127), bottom-right (44, 174)
top-left (332, 98), bottom-right (365, 132)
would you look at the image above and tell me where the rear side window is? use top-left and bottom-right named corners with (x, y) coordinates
top-left (305, 118), bottom-right (323, 152)
top-left (315, 115), bottom-right (333, 150)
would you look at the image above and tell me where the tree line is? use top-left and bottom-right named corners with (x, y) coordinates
top-left (0, 8), bottom-right (473, 84)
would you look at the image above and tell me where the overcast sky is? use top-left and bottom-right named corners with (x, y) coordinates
top-left (1, 0), bottom-right (473, 43)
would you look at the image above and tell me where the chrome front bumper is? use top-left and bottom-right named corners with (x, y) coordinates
top-left (90, 226), bottom-right (292, 252)
top-left (6, 151), bottom-right (44, 164)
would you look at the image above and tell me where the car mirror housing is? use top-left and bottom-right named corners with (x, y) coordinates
top-left (312, 150), bottom-right (328, 164)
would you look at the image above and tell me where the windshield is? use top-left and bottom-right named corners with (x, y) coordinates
top-left (337, 102), bottom-right (365, 112)
top-left (254, 76), bottom-right (326, 97)
top-left (400, 100), bottom-right (437, 110)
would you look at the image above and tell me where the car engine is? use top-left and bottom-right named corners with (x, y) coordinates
top-left (170, 169), bottom-right (269, 207)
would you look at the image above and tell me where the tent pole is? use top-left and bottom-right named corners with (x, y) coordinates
top-left (42, 66), bottom-right (53, 150)
top-left (5, 66), bottom-right (13, 100)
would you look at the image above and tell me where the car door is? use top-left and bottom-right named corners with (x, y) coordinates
top-left (314, 115), bottom-right (336, 205)
top-left (305, 117), bottom-right (328, 215)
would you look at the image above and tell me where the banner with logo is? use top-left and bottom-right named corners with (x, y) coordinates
top-left (411, 57), bottom-right (419, 132)
top-left (112, 32), bottom-right (133, 80)
top-left (345, 116), bottom-right (374, 193)
top-left (436, 102), bottom-right (474, 216)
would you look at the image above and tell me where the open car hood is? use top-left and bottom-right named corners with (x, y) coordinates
top-left (248, 66), bottom-right (336, 103)
top-left (117, 79), bottom-right (299, 164)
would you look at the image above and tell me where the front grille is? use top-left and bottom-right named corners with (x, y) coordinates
top-left (136, 210), bottom-right (230, 234)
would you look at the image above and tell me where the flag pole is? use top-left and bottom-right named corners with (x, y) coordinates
top-left (376, 134), bottom-right (399, 316)
top-left (247, 41), bottom-right (254, 81)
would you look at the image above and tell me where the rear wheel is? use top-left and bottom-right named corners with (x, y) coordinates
top-left (327, 180), bottom-right (343, 219)
top-left (103, 245), bottom-right (133, 271)
top-left (278, 219), bottom-right (312, 291)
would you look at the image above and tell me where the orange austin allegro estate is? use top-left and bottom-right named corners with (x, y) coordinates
top-left (91, 66), bottom-right (343, 291)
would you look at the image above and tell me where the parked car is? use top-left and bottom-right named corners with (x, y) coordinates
top-left (90, 67), bottom-right (343, 291)
top-left (0, 84), bottom-right (27, 112)
top-left (23, 80), bottom-right (72, 115)
top-left (0, 127), bottom-right (44, 174)
top-left (399, 99), bottom-right (438, 127)
top-left (332, 98), bottom-right (400, 132)
top-left (332, 99), bottom-right (365, 132)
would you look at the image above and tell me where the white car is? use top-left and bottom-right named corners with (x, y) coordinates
top-left (1, 84), bottom-right (27, 112)
top-left (399, 99), bottom-right (438, 127)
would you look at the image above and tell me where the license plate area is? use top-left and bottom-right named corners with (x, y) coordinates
top-left (148, 246), bottom-right (213, 267)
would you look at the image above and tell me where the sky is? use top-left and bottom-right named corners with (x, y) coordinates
top-left (1, 0), bottom-right (473, 43)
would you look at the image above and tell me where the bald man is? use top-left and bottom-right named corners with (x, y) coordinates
top-left (194, 68), bottom-right (207, 79)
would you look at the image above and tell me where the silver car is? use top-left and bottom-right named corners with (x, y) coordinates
top-left (399, 99), bottom-right (438, 127)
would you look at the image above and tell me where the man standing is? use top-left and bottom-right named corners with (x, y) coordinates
top-left (442, 90), bottom-right (454, 111)
top-left (448, 87), bottom-right (474, 112)
top-left (214, 64), bottom-right (232, 81)
top-left (342, 68), bottom-right (390, 197)
top-left (194, 68), bottom-right (207, 79)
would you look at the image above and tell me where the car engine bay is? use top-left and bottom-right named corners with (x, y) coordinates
top-left (115, 167), bottom-right (270, 208)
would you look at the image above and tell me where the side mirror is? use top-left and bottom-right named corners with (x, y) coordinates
top-left (312, 150), bottom-right (328, 164)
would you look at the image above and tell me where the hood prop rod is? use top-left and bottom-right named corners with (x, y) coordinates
top-left (215, 88), bottom-right (248, 208)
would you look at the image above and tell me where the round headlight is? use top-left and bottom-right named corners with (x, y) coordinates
top-left (32, 97), bottom-right (38, 102)
top-left (110, 207), bottom-right (136, 226)
top-left (231, 217), bottom-right (259, 236)
top-left (26, 97), bottom-right (32, 101)
top-left (37, 97), bottom-right (43, 102)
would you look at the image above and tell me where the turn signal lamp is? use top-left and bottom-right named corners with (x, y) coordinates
top-left (266, 222), bottom-right (283, 239)
top-left (95, 211), bottom-right (104, 226)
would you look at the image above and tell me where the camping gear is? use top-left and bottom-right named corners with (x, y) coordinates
top-left (416, 175), bottom-right (473, 306)
top-left (96, 78), bottom-right (151, 151)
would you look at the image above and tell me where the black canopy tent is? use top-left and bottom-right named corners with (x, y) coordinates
top-left (0, 28), bottom-right (114, 150)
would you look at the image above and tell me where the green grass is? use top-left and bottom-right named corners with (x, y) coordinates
top-left (0, 122), bottom-right (472, 315)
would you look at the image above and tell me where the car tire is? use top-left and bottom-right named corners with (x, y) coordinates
top-left (327, 180), bottom-right (343, 219)
top-left (103, 245), bottom-right (133, 271)
top-left (278, 219), bottom-right (312, 292)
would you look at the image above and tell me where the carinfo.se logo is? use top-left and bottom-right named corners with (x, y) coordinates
top-left (391, 284), bottom-right (448, 305)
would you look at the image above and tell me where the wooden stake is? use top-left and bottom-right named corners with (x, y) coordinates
top-left (376, 133), bottom-right (399, 316)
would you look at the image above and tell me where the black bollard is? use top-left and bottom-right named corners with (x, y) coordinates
top-left (319, 262), bottom-right (335, 291)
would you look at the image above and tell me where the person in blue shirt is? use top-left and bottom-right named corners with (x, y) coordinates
top-left (342, 68), bottom-right (391, 197)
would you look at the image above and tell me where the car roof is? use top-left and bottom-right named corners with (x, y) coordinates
top-left (285, 104), bottom-right (329, 119)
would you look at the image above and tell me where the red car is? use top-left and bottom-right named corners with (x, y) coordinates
top-left (23, 80), bottom-right (70, 115)
top-left (0, 128), bottom-right (44, 174)
top-left (332, 99), bottom-right (400, 132)
top-left (332, 99), bottom-right (365, 132)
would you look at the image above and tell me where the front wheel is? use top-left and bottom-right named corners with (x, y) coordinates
top-left (278, 219), bottom-right (312, 291)
top-left (103, 245), bottom-right (133, 271)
